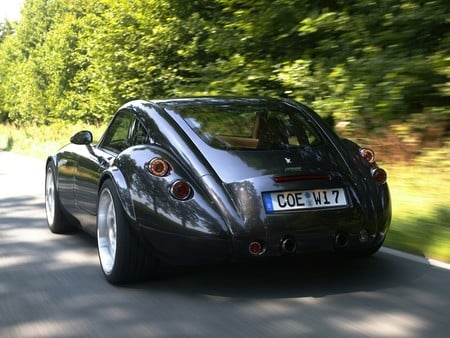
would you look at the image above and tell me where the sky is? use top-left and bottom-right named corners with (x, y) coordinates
top-left (0, 0), bottom-right (25, 21)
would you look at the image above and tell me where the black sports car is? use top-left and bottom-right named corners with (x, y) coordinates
top-left (45, 97), bottom-right (391, 284)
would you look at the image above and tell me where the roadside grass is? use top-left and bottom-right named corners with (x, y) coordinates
top-left (1, 122), bottom-right (449, 262)
top-left (0, 122), bottom-right (105, 159)
top-left (383, 149), bottom-right (450, 262)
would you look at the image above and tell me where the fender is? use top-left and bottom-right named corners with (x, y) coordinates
top-left (99, 168), bottom-right (136, 222)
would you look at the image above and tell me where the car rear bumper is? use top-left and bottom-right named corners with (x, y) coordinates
top-left (138, 225), bottom-right (232, 265)
top-left (138, 223), bottom-right (387, 265)
top-left (231, 231), bottom-right (386, 260)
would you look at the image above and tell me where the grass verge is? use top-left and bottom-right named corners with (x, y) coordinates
top-left (1, 122), bottom-right (449, 262)
top-left (0, 122), bottom-right (105, 158)
top-left (382, 149), bottom-right (450, 262)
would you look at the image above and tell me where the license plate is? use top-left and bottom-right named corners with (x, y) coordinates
top-left (262, 188), bottom-right (347, 213)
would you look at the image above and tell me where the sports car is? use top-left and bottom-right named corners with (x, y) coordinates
top-left (45, 97), bottom-right (391, 284)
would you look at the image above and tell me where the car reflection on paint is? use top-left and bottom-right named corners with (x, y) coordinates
top-left (45, 97), bottom-right (391, 284)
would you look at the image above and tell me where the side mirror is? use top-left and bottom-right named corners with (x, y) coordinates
top-left (70, 130), bottom-right (93, 145)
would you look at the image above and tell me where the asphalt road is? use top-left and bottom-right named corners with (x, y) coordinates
top-left (1, 151), bottom-right (449, 338)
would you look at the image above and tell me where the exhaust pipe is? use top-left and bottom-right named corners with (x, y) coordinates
top-left (335, 232), bottom-right (349, 248)
top-left (281, 237), bottom-right (297, 255)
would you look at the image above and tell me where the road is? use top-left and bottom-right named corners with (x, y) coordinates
top-left (0, 151), bottom-right (449, 338)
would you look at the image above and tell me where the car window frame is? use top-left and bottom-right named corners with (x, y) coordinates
top-left (129, 118), bottom-right (152, 147)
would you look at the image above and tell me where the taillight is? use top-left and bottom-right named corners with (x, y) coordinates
top-left (147, 158), bottom-right (170, 177)
top-left (371, 167), bottom-right (387, 184)
top-left (359, 148), bottom-right (375, 164)
top-left (170, 180), bottom-right (192, 200)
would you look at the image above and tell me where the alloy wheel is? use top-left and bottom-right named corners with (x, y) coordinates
top-left (97, 188), bottom-right (117, 275)
top-left (45, 167), bottom-right (56, 226)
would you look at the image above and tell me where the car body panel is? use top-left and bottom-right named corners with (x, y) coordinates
top-left (47, 97), bottom-right (391, 265)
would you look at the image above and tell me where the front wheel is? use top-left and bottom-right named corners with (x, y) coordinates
top-left (97, 180), bottom-right (156, 284)
top-left (45, 162), bottom-right (75, 234)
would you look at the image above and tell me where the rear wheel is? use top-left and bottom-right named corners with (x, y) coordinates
top-left (355, 240), bottom-right (384, 258)
top-left (97, 180), bottom-right (156, 284)
top-left (45, 162), bottom-right (75, 234)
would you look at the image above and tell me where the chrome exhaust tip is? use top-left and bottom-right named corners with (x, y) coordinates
top-left (335, 232), bottom-right (349, 248)
top-left (281, 237), bottom-right (297, 254)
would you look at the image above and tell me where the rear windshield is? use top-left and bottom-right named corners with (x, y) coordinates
top-left (173, 101), bottom-right (322, 150)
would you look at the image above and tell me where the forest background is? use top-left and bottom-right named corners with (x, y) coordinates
top-left (0, 0), bottom-right (449, 261)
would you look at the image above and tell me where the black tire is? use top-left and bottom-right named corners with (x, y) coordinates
top-left (45, 162), bottom-right (76, 234)
top-left (97, 179), bottom-right (156, 285)
top-left (355, 240), bottom-right (384, 258)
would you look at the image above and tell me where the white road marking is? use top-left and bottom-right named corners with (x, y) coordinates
top-left (381, 247), bottom-right (450, 270)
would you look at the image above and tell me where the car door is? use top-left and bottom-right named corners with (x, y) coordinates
top-left (72, 145), bottom-right (111, 232)
top-left (73, 110), bottom-right (151, 233)
top-left (73, 111), bottom-right (134, 232)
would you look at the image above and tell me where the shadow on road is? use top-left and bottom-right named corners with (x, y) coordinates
top-left (133, 252), bottom-right (422, 299)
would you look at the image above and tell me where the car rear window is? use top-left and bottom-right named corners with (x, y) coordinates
top-left (175, 102), bottom-right (322, 150)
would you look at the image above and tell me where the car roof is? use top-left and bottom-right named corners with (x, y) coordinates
top-left (150, 97), bottom-right (288, 109)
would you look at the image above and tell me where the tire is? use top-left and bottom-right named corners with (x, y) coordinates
top-left (45, 162), bottom-right (76, 234)
top-left (97, 179), bottom-right (156, 284)
top-left (355, 241), bottom-right (384, 258)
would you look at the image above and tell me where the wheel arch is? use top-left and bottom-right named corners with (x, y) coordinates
top-left (45, 155), bottom-right (57, 173)
top-left (44, 154), bottom-right (79, 233)
top-left (45, 155), bottom-right (60, 192)
top-left (99, 169), bottom-right (136, 222)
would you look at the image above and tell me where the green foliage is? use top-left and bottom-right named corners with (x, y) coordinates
top-left (0, 20), bottom-right (14, 43)
top-left (0, 121), bottom-right (105, 157)
top-left (384, 146), bottom-right (450, 262)
top-left (0, 0), bottom-right (448, 131)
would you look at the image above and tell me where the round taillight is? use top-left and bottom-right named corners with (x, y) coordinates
top-left (359, 148), bottom-right (375, 164)
top-left (170, 180), bottom-right (192, 200)
top-left (371, 167), bottom-right (387, 184)
top-left (148, 158), bottom-right (170, 177)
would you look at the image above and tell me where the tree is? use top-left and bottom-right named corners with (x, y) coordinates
top-left (0, 0), bottom-right (448, 131)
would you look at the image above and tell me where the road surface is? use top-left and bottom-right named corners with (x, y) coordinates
top-left (1, 151), bottom-right (449, 337)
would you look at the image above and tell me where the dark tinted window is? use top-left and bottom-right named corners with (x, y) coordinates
top-left (130, 119), bottom-right (150, 146)
top-left (101, 112), bottom-right (134, 153)
top-left (177, 103), bottom-right (321, 150)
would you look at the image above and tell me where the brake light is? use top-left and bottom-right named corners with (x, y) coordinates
top-left (359, 148), bottom-right (375, 164)
top-left (147, 158), bottom-right (170, 177)
top-left (170, 180), bottom-right (192, 200)
top-left (371, 167), bottom-right (387, 184)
